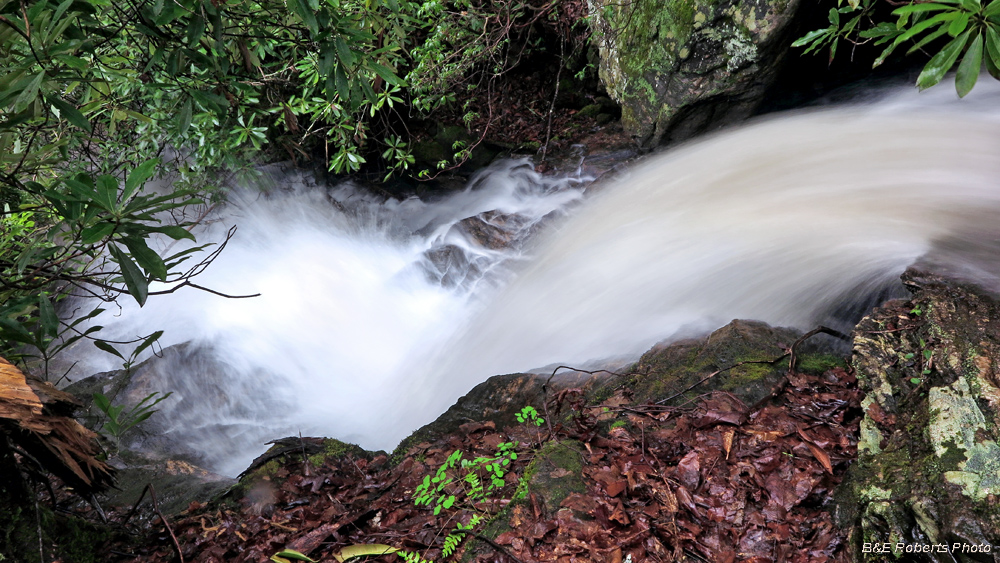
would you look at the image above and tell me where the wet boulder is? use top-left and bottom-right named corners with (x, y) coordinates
top-left (587, 0), bottom-right (803, 148)
top-left (836, 268), bottom-right (1000, 561)
top-left (596, 319), bottom-right (812, 407)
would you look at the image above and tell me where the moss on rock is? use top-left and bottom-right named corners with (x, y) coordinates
top-left (591, 319), bottom-right (799, 407)
top-left (837, 268), bottom-right (1000, 559)
top-left (587, 0), bottom-right (803, 147)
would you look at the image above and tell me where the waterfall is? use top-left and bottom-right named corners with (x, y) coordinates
top-left (68, 81), bottom-right (1000, 476)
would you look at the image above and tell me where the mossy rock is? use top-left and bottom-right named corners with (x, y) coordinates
top-left (577, 103), bottom-right (604, 118)
top-left (590, 319), bottom-right (800, 407)
top-left (836, 268), bottom-right (1000, 561)
top-left (239, 437), bottom-right (373, 485)
top-left (466, 440), bottom-right (586, 561)
top-left (102, 452), bottom-right (235, 517)
top-left (588, 0), bottom-right (804, 148)
top-left (393, 373), bottom-right (611, 463)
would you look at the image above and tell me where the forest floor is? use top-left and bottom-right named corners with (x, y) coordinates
top-left (82, 363), bottom-right (862, 563)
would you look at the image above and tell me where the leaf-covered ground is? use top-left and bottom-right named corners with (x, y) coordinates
top-left (103, 366), bottom-right (861, 563)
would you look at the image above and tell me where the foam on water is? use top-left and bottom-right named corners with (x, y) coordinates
top-left (68, 81), bottom-right (1000, 475)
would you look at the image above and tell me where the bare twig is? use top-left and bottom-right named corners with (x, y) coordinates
top-left (655, 357), bottom-right (788, 406)
top-left (540, 37), bottom-right (565, 163)
top-left (656, 325), bottom-right (849, 407)
top-left (748, 326), bottom-right (850, 414)
top-left (123, 484), bottom-right (184, 563)
top-left (474, 532), bottom-right (526, 563)
top-left (540, 364), bottom-right (634, 438)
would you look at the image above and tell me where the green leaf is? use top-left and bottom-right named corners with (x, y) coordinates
top-left (986, 24), bottom-right (1000, 61)
top-left (122, 236), bottom-right (167, 280)
top-left (124, 158), bottom-right (159, 201)
top-left (94, 340), bottom-right (125, 359)
top-left (147, 225), bottom-right (195, 241)
top-left (287, 0), bottom-right (319, 34)
top-left (367, 61), bottom-right (405, 86)
top-left (917, 30), bottom-right (971, 89)
top-left (95, 175), bottom-right (119, 212)
top-left (335, 36), bottom-right (355, 70)
top-left (80, 222), bottom-right (116, 245)
top-left (38, 294), bottom-right (59, 338)
top-left (185, 14), bottom-right (206, 45)
top-left (906, 27), bottom-right (949, 55)
top-left (955, 32), bottom-right (983, 97)
top-left (948, 11), bottom-right (971, 36)
top-left (132, 330), bottom-right (163, 357)
top-left (334, 64), bottom-right (350, 104)
top-left (986, 26), bottom-right (1000, 77)
top-left (274, 549), bottom-right (316, 562)
top-left (93, 392), bottom-right (112, 413)
top-left (859, 22), bottom-right (900, 38)
top-left (960, 0), bottom-right (981, 10)
top-left (14, 72), bottom-right (45, 112)
top-left (47, 95), bottom-right (92, 133)
top-left (875, 12), bottom-right (958, 66)
top-left (986, 0), bottom-right (1000, 17)
top-left (892, 3), bottom-right (952, 14)
top-left (179, 97), bottom-right (193, 135)
top-left (108, 244), bottom-right (149, 306)
top-left (910, 378), bottom-right (922, 385)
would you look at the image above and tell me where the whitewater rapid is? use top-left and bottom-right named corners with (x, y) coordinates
top-left (68, 80), bottom-right (1000, 476)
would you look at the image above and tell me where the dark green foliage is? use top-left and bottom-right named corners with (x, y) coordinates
top-left (793, 0), bottom-right (1000, 96)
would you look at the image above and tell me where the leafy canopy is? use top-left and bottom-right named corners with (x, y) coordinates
top-left (793, 0), bottom-right (1000, 97)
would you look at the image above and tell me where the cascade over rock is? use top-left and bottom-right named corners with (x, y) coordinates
top-left (588, 0), bottom-right (803, 148)
top-left (837, 268), bottom-right (1000, 560)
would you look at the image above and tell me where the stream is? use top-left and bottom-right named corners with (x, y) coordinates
top-left (68, 80), bottom-right (1000, 477)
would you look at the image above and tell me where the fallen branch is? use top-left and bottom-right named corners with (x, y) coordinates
top-left (655, 357), bottom-right (787, 406)
top-left (541, 365), bottom-right (635, 438)
top-left (656, 325), bottom-right (849, 407)
top-left (749, 326), bottom-right (850, 414)
top-left (123, 484), bottom-right (184, 563)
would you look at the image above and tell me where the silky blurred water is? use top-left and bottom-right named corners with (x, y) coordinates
top-left (68, 81), bottom-right (1000, 476)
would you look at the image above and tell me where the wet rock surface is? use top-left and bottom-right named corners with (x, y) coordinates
top-left (588, 0), bottom-right (804, 148)
top-left (836, 268), bottom-right (1000, 561)
top-left (622, 319), bottom-right (803, 405)
top-left (394, 369), bottom-right (614, 459)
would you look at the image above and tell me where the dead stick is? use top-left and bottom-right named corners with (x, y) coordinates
top-left (655, 357), bottom-right (788, 406)
top-left (474, 532), bottom-right (526, 563)
top-left (542, 364), bottom-right (637, 438)
top-left (125, 484), bottom-right (184, 563)
top-left (149, 485), bottom-right (184, 563)
top-left (787, 326), bottom-right (849, 374)
top-left (540, 37), bottom-right (565, 163)
top-left (749, 326), bottom-right (850, 414)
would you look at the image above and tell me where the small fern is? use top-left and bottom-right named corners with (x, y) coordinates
top-left (441, 515), bottom-right (483, 557)
top-left (397, 550), bottom-right (434, 563)
top-left (400, 406), bottom-right (537, 563)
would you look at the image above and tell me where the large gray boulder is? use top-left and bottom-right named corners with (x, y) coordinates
top-left (587, 0), bottom-right (803, 148)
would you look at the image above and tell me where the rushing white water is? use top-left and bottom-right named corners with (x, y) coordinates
top-left (69, 80), bottom-right (1000, 476)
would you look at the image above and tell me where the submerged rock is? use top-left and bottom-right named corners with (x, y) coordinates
top-left (587, 0), bottom-right (802, 148)
top-left (836, 268), bottom-right (1000, 561)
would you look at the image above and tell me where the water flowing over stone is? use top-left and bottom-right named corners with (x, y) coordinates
top-left (65, 82), bottom-right (1000, 476)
